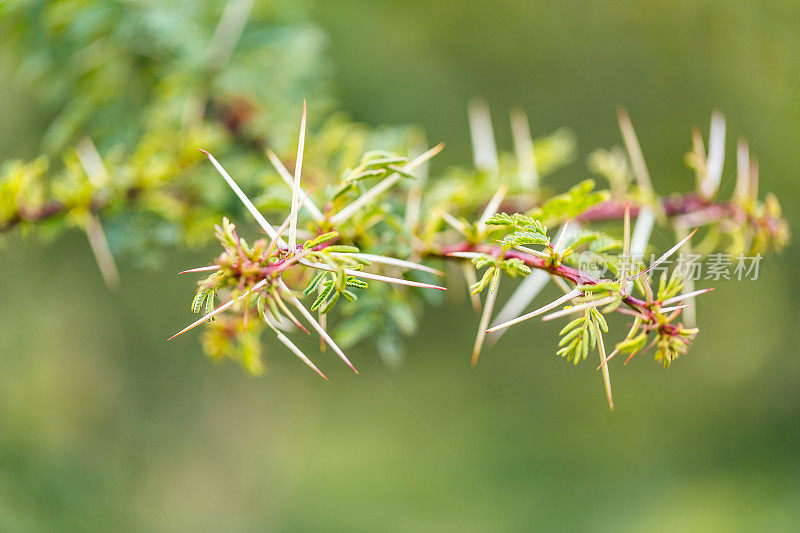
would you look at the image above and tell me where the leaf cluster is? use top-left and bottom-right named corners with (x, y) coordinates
top-left (557, 306), bottom-right (608, 365)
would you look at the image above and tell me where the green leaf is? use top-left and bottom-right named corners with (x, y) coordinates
top-left (531, 179), bottom-right (609, 224)
top-left (303, 272), bottom-right (327, 295)
top-left (324, 245), bottom-right (360, 253)
top-left (470, 266), bottom-right (496, 295)
top-left (304, 231), bottom-right (339, 249)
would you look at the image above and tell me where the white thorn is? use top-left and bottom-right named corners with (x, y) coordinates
top-left (462, 262), bottom-right (482, 312)
top-left (661, 288), bottom-right (712, 306)
top-left (489, 288), bottom-right (582, 333)
top-left (617, 108), bottom-right (653, 195)
top-left (594, 320), bottom-right (614, 411)
top-left (275, 331), bottom-right (327, 380)
top-left (630, 228), bottom-right (696, 281)
top-left (552, 220), bottom-right (575, 255)
top-left (749, 157), bottom-right (759, 201)
top-left (477, 184), bottom-right (508, 234)
top-left (200, 151), bottom-right (283, 245)
top-left (169, 279), bottom-right (268, 340)
top-left (702, 111), bottom-right (726, 199)
top-left (404, 138), bottom-right (429, 231)
top-left (489, 270), bottom-right (550, 342)
top-left (488, 223), bottom-right (576, 343)
top-left (329, 144), bottom-right (443, 225)
top-left (84, 214), bottom-right (120, 289)
top-left (279, 280), bottom-right (358, 373)
top-left (289, 100), bottom-right (307, 250)
top-left (627, 205), bottom-right (655, 292)
top-left (204, 0), bottom-right (255, 68)
top-left (298, 259), bottom-right (446, 291)
top-left (674, 224), bottom-right (697, 327)
top-left (541, 296), bottom-right (617, 322)
top-left (437, 209), bottom-right (472, 237)
top-left (446, 251), bottom-right (491, 260)
top-left (660, 304), bottom-right (693, 313)
top-left (510, 108), bottom-right (538, 190)
top-left (472, 271), bottom-right (500, 365)
top-left (468, 99), bottom-right (498, 172)
top-left (266, 150), bottom-right (324, 222)
top-left (735, 138), bottom-right (750, 202)
top-left (330, 252), bottom-right (444, 276)
top-left (75, 137), bottom-right (109, 188)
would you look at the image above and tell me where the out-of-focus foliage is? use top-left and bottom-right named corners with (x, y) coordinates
top-left (2, 0), bottom-right (331, 153)
top-left (0, 0), bottom-right (347, 261)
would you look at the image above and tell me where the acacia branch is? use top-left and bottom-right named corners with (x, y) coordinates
top-left (0, 190), bottom-right (758, 235)
top-left (432, 241), bottom-right (679, 335)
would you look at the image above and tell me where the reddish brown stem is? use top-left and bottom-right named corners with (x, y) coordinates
top-left (432, 241), bottom-right (680, 335)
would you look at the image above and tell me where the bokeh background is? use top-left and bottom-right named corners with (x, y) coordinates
top-left (2, 1), bottom-right (800, 530)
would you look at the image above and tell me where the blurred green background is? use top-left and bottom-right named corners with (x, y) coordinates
top-left (2, 1), bottom-right (800, 530)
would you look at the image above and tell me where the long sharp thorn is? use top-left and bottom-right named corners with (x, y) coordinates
top-left (629, 205), bottom-right (655, 264)
top-left (626, 337), bottom-right (657, 365)
top-left (477, 184), bottom-right (508, 233)
top-left (447, 251), bottom-right (490, 260)
top-left (204, 0), bottom-right (254, 68)
top-left (661, 287), bottom-right (713, 306)
top-left (472, 271), bottom-right (500, 366)
top-left (330, 252), bottom-right (444, 276)
top-left (541, 296), bottom-right (618, 322)
top-left (198, 149), bottom-right (283, 244)
top-left (75, 137), bottom-right (109, 187)
top-left (510, 108), bottom-right (538, 190)
top-left (267, 189), bottom-right (312, 258)
top-left (552, 220), bottom-right (572, 254)
top-left (168, 280), bottom-right (267, 340)
top-left (468, 99), bottom-right (498, 172)
top-left (550, 274), bottom-right (574, 295)
top-left (623, 201), bottom-right (631, 257)
top-left (692, 126), bottom-right (708, 193)
top-left (489, 269), bottom-right (550, 344)
top-left (749, 157), bottom-right (759, 200)
top-left (179, 265), bottom-right (219, 274)
top-left (488, 289), bottom-right (582, 333)
top-left (348, 270), bottom-right (446, 291)
top-left (617, 108), bottom-right (653, 194)
top-left (279, 281), bottom-right (358, 374)
top-left (289, 100), bottom-right (307, 250)
top-left (703, 110), bottom-right (726, 200)
top-left (615, 307), bottom-right (649, 320)
top-left (329, 143), bottom-right (443, 225)
top-left (84, 214), bottom-right (120, 289)
top-left (275, 331), bottom-right (328, 380)
top-left (75, 142), bottom-right (119, 289)
top-left (595, 321), bottom-right (614, 411)
top-left (620, 202), bottom-right (631, 292)
top-left (272, 294), bottom-right (310, 335)
top-left (404, 138), bottom-right (429, 231)
top-left (462, 263), bottom-right (481, 312)
top-left (266, 149), bottom-right (324, 222)
top-left (631, 228), bottom-right (697, 280)
top-left (596, 348), bottom-right (620, 371)
top-left (660, 303), bottom-right (693, 313)
top-left (319, 311), bottom-right (327, 352)
top-left (735, 138), bottom-right (750, 202)
top-left (437, 209), bottom-right (471, 237)
top-left (299, 259), bottom-right (446, 290)
top-left (513, 245), bottom-right (550, 259)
